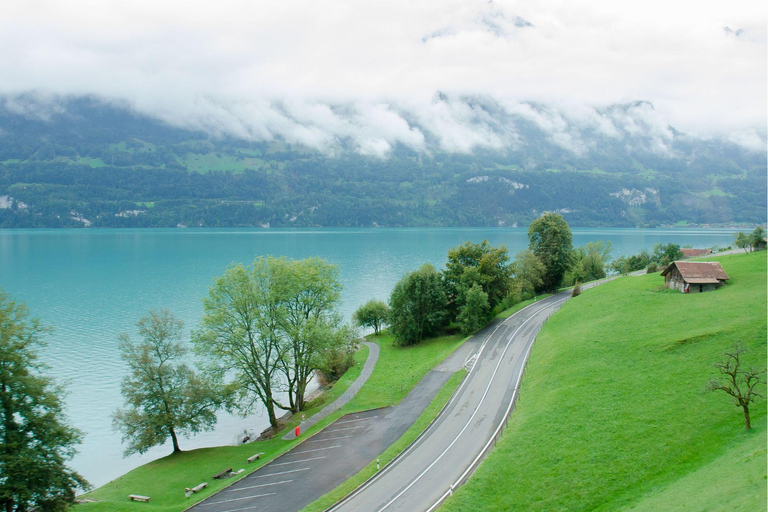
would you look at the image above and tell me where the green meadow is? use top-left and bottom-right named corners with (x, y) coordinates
top-left (443, 251), bottom-right (767, 512)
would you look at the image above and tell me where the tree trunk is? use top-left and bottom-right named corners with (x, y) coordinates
top-left (170, 428), bottom-right (181, 453)
top-left (743, 404), bottom-right (751, 429)
top-left (266, 399), bottom-right (279, 429)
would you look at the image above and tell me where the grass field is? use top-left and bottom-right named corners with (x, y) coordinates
top-left (77, 330), bottom-right (468, 511)
top-left (443, 251), bottom-right (767, 512)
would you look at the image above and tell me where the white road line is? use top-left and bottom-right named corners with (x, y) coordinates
top-left (377, 305), bottom-right (550, 511)
top-left (254, 467), bottom-right (309, 478)
top-left (290, 444), bottom-right (341, 455)
top-left (213, 494), bottom-right (276, 512)
top-left (324, 425), bottom-right (366, 433)
top-left (328, 295), bottom-right (569, 512)
top-left (270, 456), bottom-right (326, 467)
top-left (224, 479), bottom-right (292, 493)
top-left (335, 416), bottom-right (376, 425)
top-left (202, 492), bottom-right (278, 507)
top-left (306, 434), bottom-right (354, 443)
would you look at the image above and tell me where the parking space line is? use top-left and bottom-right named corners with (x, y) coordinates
top-left (215, 495), bottom-right (276, 512)
top-left (324, 425), bottom-right (366, 433)
top-left (200, 492), bottom-right (277, 507)
top-left (290, 444), bottom-right (341, 455)
top-left (335, 416), bottom-right (377, 425)
top-left (306, 434), bottom-right (353, 443)
top-left (225, 480), bottom-right (292, 493)
top-left (254, 467), bottom-right (309, 478)
top-left (270, 456), bottom-right (326, 467)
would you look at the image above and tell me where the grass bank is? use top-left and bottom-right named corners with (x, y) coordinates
top-left (443, 251), bottom-right (767, 512)
top-left (78, 331), bottom-right (467, 511)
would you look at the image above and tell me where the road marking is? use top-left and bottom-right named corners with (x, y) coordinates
top-left (335, 416), bottom-right (376, 425)
top-left (201, 492), bottom-right (277, 507)
top-left (324, 425), bottom-right (366, 433)
top-left (211, 495), bottom-right (276, 512)
top-left (306, 434), bottom-right (354, 443)
top-left (327, 294), bottom-right (570, 512)
top-left (377, 300), bottom-right (560, 512)
top-left (225, 479), bottom-right (292, 493)
top-left (270, 456), bottom-right (326, 466)
top-left (290, 444), bottom-right (341, 455)
top-left (254, 467), bottom-right (309, 478)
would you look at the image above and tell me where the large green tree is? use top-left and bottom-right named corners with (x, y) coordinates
top-left (457, 284), bottom-right (490, 335)
top-left (353, 300), bottom-right (390, 336)
top-left (0, 290), bottom-right (88, 512)
top-left (527, 213), bottom-right (574, 292)
top-left (389, 264), bottom-right (447, 346)
top-left (566, 241), bottom-right (612, 285)
top-left (443, 240), bottom-right (512, 317)
top-left (113, 310), bottom-right (227, 455)
top-left (195, 256), bottom-right (350, 429)
top-left (512, 249), bottom-right (545, 298)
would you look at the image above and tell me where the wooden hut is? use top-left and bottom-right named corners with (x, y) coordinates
top-left (660, 261), bottom-right (729, 293)
top-left (680, 248), bottom-right (712, 258)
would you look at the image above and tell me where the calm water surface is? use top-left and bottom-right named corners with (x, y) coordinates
top-left (0, 227), bottom-right (738, 487)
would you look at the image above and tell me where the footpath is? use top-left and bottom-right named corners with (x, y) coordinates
top-left (282, 340), bottom-right (380, 440)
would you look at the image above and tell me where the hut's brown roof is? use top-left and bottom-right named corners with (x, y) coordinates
top-left (661, 261), bottom-right (730, 281)
top-left (680, 248), bottom-right (712, 258)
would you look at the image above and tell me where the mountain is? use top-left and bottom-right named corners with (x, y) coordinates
top-left (0, 95), bottom-right (765, 228)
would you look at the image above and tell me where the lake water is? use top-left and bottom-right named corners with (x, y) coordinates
top-left (0, 227), bottom-right (739, 487)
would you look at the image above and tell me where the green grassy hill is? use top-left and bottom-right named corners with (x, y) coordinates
top-left (443, 251), bottom-right (767, 512)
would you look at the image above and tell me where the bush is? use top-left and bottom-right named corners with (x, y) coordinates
top-left (646, 262), bottom-right (659, 273)
top-left (571, 282), bottom-right (582, 297)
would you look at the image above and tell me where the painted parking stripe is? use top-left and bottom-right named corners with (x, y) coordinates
top-left (270, 455), bottom-right (326, 467)
top-left (214, 494), bottom-right (276, 512)
top-left (290, 444), bottom-right (341, 455)
top-left (198, 492), bottom-right (276, 507)
top-left (306, 434), bottom-right (353, 443)
top-left (223, 479), bottom-right (293, 493)
top-left (254, 467), bottom-right (309, 478)
top-left (335, 416), bottom-right (377, 425)
top-left (324, 425), bottom-right (367, 433)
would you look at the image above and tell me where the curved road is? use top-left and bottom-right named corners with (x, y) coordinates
top-left (328, 291), bottom-right (571, 512)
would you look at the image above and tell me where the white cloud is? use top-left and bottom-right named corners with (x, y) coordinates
top-left (0, 0), bottom-right (764, 151)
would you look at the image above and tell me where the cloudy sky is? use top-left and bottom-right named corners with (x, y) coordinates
top-left (1, 0), bottom-right (765, 154)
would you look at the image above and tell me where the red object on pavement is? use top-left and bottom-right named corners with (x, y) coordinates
top-left (295, 426), bottom-right (301, 437)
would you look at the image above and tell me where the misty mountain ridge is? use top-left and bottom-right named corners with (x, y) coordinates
top-left (0, 94), bottom-right (765, 229)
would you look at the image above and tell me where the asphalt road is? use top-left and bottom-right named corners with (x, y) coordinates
top-left (328, 291), bottom-right (571, 512)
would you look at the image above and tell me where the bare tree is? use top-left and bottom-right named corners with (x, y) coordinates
top-left (707, 345), bottom-right (765, 429)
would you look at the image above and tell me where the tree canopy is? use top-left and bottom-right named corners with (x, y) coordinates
top-left (113, 310), bottom-right (227, 455)
top-left (528, 213), bottom-right (574, 292)
top-left (0, 290), bottom-right (88, 512)
top-left (388, 263), bottom-right (447, 346)
top-left (353, 300), bottom-right (390, 335)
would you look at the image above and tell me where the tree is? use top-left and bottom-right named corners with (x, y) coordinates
top-left (194, 261), bottom-right (287, 430)
top-left (457, 284), bottom-right (490, 335)
top-left (0, 290), bottom-right (89, 512)
top-left (112, 310), bottom-right (227, 455)
top-left (353, 300), bottom-right (390, 335)
top-left (734, 232), bottom-right (750, 253)
top-left (707, 345), bottom-right (765, 430)
top-left (443, 240), bottom-right (511, 316)
top-left (527, 213), bottom-right (574, 292)
top-left (511, 249), bottom-right (545, 299)
top-left (271, 258), bottom-right (347, 412)
top-left (652, 243), bottom-right (683, 266)
top-left (566, 241), bottom-right (611, 285)
top-left (749, 226), bottom-right (765, 251)
top-left (389, 263), bottom-right (447, 346)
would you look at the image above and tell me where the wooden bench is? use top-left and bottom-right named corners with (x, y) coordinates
top-left (129, 494), bottom-right (150, 502)
top-left (247, 453), bottom-right (265, 463)
top-left (213, 468), bottom-right (232, 480)
top-left (185, 482), bottom-right (207, 498)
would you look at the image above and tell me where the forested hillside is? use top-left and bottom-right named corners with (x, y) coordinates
top-left (0, 96), bottom-right (765, 228)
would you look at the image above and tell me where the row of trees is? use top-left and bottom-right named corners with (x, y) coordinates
top-left (734, 226), bottom-right (766, 253)
top-left (366, 213), bottom-right (581, 346)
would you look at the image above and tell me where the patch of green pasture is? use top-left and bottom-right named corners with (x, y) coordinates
top-left (443, 252), bottom-right (767, 512)
top-left (300, 370), bottom-right (467, 512)
top-left (77, 345), bottom-right (369, 511)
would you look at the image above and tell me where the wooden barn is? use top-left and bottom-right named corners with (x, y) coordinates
top-left (680, 248), bottom-right (712, 258)
top-left (661, 261), bottom-right (729, 293)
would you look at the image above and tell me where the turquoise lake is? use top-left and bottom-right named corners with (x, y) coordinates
top-left (0, 227), bottom-right (739, 487)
